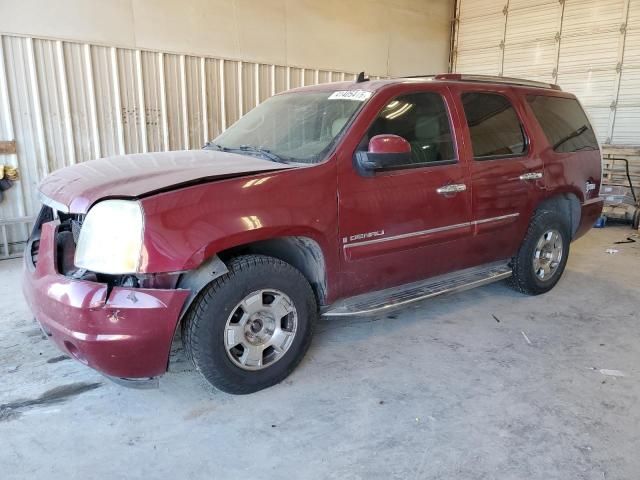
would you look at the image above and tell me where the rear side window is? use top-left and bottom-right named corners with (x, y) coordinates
top-left (526, 95), bottom-right (599, 153)
top-left (461, 92), bottom-right (527, 159)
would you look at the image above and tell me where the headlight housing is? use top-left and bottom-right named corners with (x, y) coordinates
top-left (74, 200), bottom-right (144, 274)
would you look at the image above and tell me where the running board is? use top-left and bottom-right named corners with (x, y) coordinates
top-left (322, 261), bottom-right (512, 317)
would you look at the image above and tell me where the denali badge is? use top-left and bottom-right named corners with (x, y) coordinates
top-left (585, 181), bottom-right (596, 193)
top-left (343, 230), bottom-right (385, 244)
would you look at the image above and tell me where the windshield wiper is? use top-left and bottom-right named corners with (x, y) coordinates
top-left (204, 142), bottom-right (287, 163)
top-left (238, 145), bottom-right (286, 163)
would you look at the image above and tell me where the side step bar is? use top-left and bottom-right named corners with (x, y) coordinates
top-left (322, 260), bottom-right (512, 317)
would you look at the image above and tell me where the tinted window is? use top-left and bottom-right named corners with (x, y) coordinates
top-left (462, 92), bottom-right (526, 159)
top-left (526, 95), bottom-right (599, 153)
top-left (362, 92), bottom-right (455, 165)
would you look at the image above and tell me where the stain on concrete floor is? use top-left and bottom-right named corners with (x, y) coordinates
top-left (0, 382), bottom-right (102, 422)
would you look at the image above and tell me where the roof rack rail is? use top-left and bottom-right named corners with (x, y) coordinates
top-left (433, 73), bottom-right (561, 91)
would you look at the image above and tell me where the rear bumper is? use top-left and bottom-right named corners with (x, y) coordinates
top-left (22, 221), bottom-right (189, 379)
top-left (575, 198), bottom-right (604, 240)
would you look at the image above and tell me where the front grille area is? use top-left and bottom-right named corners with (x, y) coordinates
top-left (28, 205), bottom-right (54, 267)
top-left (28, 204), bottom-right (85, 271)
top-left (56, 211), bottom-right (85, 276)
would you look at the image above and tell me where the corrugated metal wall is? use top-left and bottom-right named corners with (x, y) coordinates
top-left (453, 0), bottom-right (640, 146)
top-left (0, 34), bottom-right (373, 259)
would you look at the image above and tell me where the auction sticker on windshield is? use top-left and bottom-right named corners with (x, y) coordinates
top-left (328, 90), bottom-right (372, 101)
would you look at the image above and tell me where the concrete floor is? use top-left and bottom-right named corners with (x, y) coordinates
top-left (1, 226), bottom-right (639, 479)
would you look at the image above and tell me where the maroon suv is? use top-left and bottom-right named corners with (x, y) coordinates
top-left (23, 73), bottom-right (603, 393)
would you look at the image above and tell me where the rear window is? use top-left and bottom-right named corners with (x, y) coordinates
top-left (461, 92), bottom-right (527, 159)
top-left (526, 95), bottom-right (599, 153)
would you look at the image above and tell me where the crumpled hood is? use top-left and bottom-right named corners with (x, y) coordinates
top-left (39, 149), bottom-right (295, 213)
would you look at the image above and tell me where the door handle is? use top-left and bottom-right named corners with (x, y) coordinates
top-left (519, 172), bottom-right (543, 181)
top-left (436, 183), bottom-right (467, 195)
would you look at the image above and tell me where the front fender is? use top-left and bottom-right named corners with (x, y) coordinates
top-left (137, 162), bottom-right (339, 274)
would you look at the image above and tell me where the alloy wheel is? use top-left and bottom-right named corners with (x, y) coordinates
top-left (532, 229), bottom-right (563, 281)
top-left (224, 289), bottom-right (298, 371)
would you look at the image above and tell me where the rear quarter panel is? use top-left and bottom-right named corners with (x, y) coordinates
top-left (520, 90), bottom-right (603, 204)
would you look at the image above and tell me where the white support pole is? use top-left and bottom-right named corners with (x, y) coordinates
top-left (55, 40), bottom-right (76, 165)
top-left (0, 37), bottom-right (15, 144)
top-left (0, 35), bottom-right (28, 225)
top-left (83, 43), bottom-right (101, 159)
top-left (219, 60), bottom-right (226, 131)
top-left (110, 47), bottom-right (125, 155)
top-left (26, 37), bottom-right (49, 175)
top-left (286, 66), bottom-right (291, 90)
top-left (200, 57), bottom-right (208, 145)
top-left (237, 61), bottom-right (243, 117)
top-left (158, 52), bottom-right (169, 151)
top-left (254, 63), bottom-right (260, 107)
top-left (1, 225), bottom-right (8, 258)
top-left (135, 49), bottom-right (148, 153)
top-left (179, 54), bottom-right (189, 149)
top-left (270, 64), bottom-right (276, 96)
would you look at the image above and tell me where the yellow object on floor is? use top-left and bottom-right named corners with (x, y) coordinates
top-left (0, 165), bottom-right (19, 181)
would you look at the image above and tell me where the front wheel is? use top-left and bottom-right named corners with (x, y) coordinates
top-left (509, 210), bottom-right (570, 295)
top-left (182, 255), bottom-right (317, 394)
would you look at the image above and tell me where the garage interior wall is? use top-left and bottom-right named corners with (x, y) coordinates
top-left (453, 0), bottom-right (640, 205)
top-left (453, 0), bottom-right (640, 146)
top-left (0, 0), bottom-right (454, 258)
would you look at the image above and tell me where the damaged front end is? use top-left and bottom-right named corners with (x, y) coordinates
top-left (23, 203), bottom-right (190, 384)
top-left (32, 204), bottom-right (180, 291)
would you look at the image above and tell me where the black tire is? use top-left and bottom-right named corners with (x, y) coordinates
top-left (633, 209), bottom-right (640, 230)
top-left (509, 209), bottom-right (571, 295)
top-left (182, 255), bottom-right (317, 394)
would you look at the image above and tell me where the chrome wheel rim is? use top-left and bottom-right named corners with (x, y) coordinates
top-left (532, 229), bottom-right (563, 281)
top-left (224, 289), bottom-right (298, 371)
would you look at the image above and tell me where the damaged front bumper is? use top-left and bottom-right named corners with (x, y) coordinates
top-left (22, 221), bottom-right (190, 382)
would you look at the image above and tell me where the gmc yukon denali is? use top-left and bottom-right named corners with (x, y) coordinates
top-left (23, 73), bottom-right (603, 394)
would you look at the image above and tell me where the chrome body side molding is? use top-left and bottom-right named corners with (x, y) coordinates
top-left (343, 213), bottom-right (520, 249)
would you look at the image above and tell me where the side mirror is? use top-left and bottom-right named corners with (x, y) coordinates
top-left (354, 134), bottom-right (412, 176)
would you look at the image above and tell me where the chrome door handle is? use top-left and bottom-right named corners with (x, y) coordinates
top-left (436, 183), bottom-right (467, 194)
top-left (519, 172), bottom-right (543, 181)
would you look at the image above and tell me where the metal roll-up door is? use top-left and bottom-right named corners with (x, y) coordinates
top-left (454, 0), bottom-right (634, 144)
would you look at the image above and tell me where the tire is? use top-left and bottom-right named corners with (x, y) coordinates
top-left (182, 254), bottom-right (317, 394)
top-left (509, 209), bottom-right (571, 295)
top-left (633, 209), bottom-right (640, 230)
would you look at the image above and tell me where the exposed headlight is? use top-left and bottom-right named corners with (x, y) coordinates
top-left (74, 200), bottom-right (144, 274)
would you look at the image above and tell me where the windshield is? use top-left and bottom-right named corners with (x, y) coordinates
top-left (212, 91), bottom-right (369, 164)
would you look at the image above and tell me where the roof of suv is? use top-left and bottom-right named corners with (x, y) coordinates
top-left (288, 73), bottom-right (564, 95)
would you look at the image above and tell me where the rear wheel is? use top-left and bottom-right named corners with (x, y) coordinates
top-left (182, 255), bottom-right (317, 394)
top-left (509, 210), bottom-right (570, 295)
